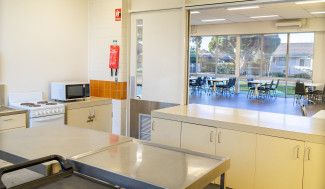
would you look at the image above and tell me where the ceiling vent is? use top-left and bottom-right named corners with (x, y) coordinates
top-left (275, 19), bottom-right (306, 28)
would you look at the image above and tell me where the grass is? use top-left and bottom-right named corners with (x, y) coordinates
top-left (239, 81), bottom-right (295, 97)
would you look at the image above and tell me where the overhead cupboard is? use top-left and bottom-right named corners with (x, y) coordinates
top-left (150, 117), bottom-right (325, 189)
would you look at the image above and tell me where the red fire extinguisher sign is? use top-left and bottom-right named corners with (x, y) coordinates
top-left (109, 43), bottom-right (120, 76)
top-left (115, 8), bottom-right (122, 21)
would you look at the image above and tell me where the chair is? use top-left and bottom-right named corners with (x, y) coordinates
top-left (247, 78), bottom-right (255, 98)
top-left (270, 79), bottom-right (280, 98)
top-left (301, 104), bottom-right (307, 117)
top-left (219, 77), bottom-right (236, 95)
top-left (294, 82), bottom-right (307, 105)
top-left (311, 85), bottom-right (325, 103)
top-left (258, 80), bottom-right (274, 98)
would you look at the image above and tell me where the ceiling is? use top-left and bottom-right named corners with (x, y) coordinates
top-left (191, 1), bottom-right (325, 25)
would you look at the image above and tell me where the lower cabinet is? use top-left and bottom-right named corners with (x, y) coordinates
top-left (151, 118), bottom-right (181, 148)
top-left (303, 142), bottom-right (325, 189)
top-left (67, 104), bottom-right (112, 132)
top-left (181, 123), bottom-right (216, 155)
top-left (215, 128), bottom-right (256, 189)
top-left (150, 117), bottom-right (325, 189)
top-left (0, 113), bottom-right (26, 132)
top-left (255, 135), bottom-right (304, 189)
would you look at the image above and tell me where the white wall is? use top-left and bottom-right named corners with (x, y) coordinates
top-left (0, 0), bottom-right (89, 98)
top-left (191, 17), bottom-right (325, 36)
top-left (88, 0), bottom-right (128, 82)
top-left (314, 32), bottom-right (325, 84)
top-left (185, 0), bottom-right (247, 7)
top-left (129, 0), bottom-right (183, 12)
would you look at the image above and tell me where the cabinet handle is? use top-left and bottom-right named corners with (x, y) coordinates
top-left (209, 131), bottom-right (214, 143)
top-left (306, 147), bottom-right (311, 161)
top-left (3, 118), bottom-right (13, 122)
top-left (296, 146), bottom-right (300, 159)
top-left (151, 120), bottom-right (155, 131)
top-left (217, 131), bottom-right (221, 143)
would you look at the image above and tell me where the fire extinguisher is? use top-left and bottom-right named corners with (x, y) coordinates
top-left (109, 40), bottom-right (120, 78)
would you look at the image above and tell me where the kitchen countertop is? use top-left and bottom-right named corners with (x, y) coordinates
top-left (0, 125), bottom-right (229, 189)
top-left (71, 140), bottom-right (229, 189)
top-left (63, 97), bottom-right (112, 110)
top-left (0, 124), bottom-right (131, 162)
top-left (313, 110), bottom-right (325, 119)
top-left (0, 106), bottom-right (27, 117)
top-left (152, 104), bottom-right (325, 144)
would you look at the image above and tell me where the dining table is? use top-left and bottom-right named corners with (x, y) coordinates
top-left (304, 82), bottom-right (324, 90)
top-left (208, 78), bottom-right (229, 92)
top-left (248, 80), bottom-right (270, 97)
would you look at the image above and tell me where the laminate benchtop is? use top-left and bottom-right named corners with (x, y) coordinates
top-left (152, 104), bottom-right (325, 144)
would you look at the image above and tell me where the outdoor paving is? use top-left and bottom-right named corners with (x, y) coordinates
top-left (189, 92), bottom-right (325, 117)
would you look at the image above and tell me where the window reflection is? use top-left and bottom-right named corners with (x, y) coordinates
top-left (136, 19), bottom-right (143, 99)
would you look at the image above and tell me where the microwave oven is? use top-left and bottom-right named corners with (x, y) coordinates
top-left (50, 82), bottom-right (90, 101)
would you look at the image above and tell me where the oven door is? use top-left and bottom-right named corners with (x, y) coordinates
top-left (66, 85), bottom-right (85, 100)
top-left (30, 114), bottom-right (64, 128)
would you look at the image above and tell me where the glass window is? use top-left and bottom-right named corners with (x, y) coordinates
top-left (209, 36), bottom-right (236, 75)
top-left (262, 34), bottom-right (287, 78)
top-left (136, 19), bottom-right (143, 98)
top-left (190, 35), bottom-right (236, 77)
top-left (240, 35), bottom-right (262, 77)
top-left (288, 33), bottom-right (314, 80)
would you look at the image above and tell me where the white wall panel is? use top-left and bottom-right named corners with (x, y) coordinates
top-left (186, 0), bottom-right (247, 7)
top-left (88, 0), bottom-right (124, 81)
top-left (130, 9), bottom-right (185, 104)
top-left (313, 32), bottom-right (325, 84)
top-left (0, 0), bottom-right (88, 98)
top-left (130, 0), bottom-right (183, 12)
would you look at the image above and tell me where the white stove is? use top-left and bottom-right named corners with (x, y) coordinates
top-left (8, 92), bottom-right (65, 127)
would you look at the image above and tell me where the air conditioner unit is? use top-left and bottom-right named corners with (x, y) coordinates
top-left (275, 19), bottom-right (306, 28)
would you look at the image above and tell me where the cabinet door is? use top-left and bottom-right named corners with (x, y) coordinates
top-left (151, 118), bottom-right (181, 148)
top-left (67, 107), bottom-right (92, 128)
top-left (91, 105), bottom-right (112, 132)
top-left (215, 128), bottom-right (256, 189)
top-left (181, 123), bottom-right (216, 155)
top-left (303, 142), bottom-right (325, 189)
top-left (255, 135), bottom-right (304, 189)
top-left (0, 113), bottom-right (26, 131)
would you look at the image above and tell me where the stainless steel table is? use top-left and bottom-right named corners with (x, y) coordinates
top-left (70, 140), bottom-right (230, 189)
top-left (0, 125), bottom-right (132, 174)
top-left (0, 159), bottom-right (43, 188)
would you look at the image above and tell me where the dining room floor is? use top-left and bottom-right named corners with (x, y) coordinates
top-left (189, 92), bottom-right (325, 117)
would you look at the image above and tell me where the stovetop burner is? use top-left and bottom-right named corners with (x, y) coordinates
top-left (37, 101), bottom-right (58, 105)
top-left (20, 103), bottom-right (41, 107)
top-left (46, 102), bottom-right (58, 105)
top-left (37, 101), bottom-right (48, 104)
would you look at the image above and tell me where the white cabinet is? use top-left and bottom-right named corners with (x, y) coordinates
top-left (181, 123), bottom-right (216, 155)
top-left (215, 128), bottom-right (256, 189)
top-left (151, 118), bottom-right (181, 148)
top-left (67, 104), bottom-right (112, 132)
top-left (0, 113), bottom-right (26, 132)
top-left (303, 142), bottom-right (325, 189)
top-left (255, 135), bottom-right (304, 189)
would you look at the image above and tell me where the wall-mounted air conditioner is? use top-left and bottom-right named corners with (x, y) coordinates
top-left (275, 19), bottom-right (306, 28)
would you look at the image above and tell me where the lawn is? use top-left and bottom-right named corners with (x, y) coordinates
top-left (239, 81), bottom-right (295, 97)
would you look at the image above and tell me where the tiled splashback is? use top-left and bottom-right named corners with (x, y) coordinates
top-left (90, 80), bottom-right (127, 100)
